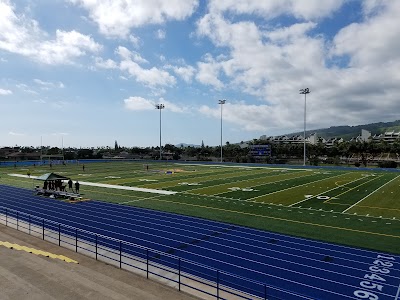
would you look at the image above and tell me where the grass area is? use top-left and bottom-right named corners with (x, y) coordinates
top-left (1, 161), bottom-right (399, 254)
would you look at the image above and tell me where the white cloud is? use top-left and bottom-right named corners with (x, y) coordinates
top-left (0, 88), bottom-right (12, 95)
top-left (69, 0), bottom-right (199, 38)
top-left (196, 54), bottom-right (224, 89)
top-left (266, 22), bottom-right (317, 42)
top-left (124, 96), bottom-right (185, 113)
top-left (36, 30), bottom-right (102, 65)
top-left (171, 65), bottom-right (196, 83)
top-left (207, 0), bottom-right (344, 20)
top-left (16, 83), bottom-right (38, 95)
top-left (9, 131), bottom-right (24, 136)
top-left (34, 79), bottom-right (65, 89)
top-left (129, 34), bottom-right (140, 47)
top-left (199, 102), bottom-right (295, 132)
top-left (362, 0), bottom-right (388, 16)
top-left (115, 46), bottom-right (148, 64)
top-left (156, 29), bottom-right (166, 39)
top-left (94, 57), bottom-right (118, 69)
top-left (0, 1), bottom-right (102, 64)
top-left (95, 47), bottom-right (175, 88)
top-left (0, 57), bottom-right (7, 62)
top-left (192, 0), bottom-right (400, 134)
top-left (331, 1), bottom-right (400, 67)
top-left (157, 97), bottom-right (185, 113)
top-left (51, 101), bottom-right (68, 109)
top-left (117, 48), bottom-right (175, 88)
top-left (132, 52), bottom-right (148, 64)
top-left (120, 60), bottom-right (175, 87)
top-left (124, 96), bottom-right (157, 111)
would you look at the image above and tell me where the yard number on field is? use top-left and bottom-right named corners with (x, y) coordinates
top-left (304, 194), bottom-right (333, 200)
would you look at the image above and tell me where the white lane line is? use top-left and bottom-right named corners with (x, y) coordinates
top-left (342, 174), bottom-right (400, 213)
top-left (7, 174), bottom-right (177, 195)
top-left (395, 280), bottom-right (400, 300)
top-left (4, 185), bottom-right (398, 284)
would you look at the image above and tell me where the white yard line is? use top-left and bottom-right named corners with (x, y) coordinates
top-left (188, 170), bottom-right (310, 194)
top-left (289, 174), bottom-right (374, 207)
top-left (248, 173), bottom-right (346, 202)
top-left (342, 174), bottom-right (400, 213)
top-left (173, 163), bottom-right (310, 171)
top-left (7, 174), bottom-right (177, 195)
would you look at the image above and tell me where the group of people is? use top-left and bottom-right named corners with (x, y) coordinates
top-left (43, 179), bottom-right (80, 194)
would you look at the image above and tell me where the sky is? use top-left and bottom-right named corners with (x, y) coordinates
top-left (1, 0), bottom-right (400, 148)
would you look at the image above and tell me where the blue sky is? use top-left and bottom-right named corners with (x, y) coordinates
top-left (1, 0), bottom-right (400, 148)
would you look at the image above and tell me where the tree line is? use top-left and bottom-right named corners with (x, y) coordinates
top-left (15, 138), bottom-right (398, 168)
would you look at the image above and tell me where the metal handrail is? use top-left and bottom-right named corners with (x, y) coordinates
top-left (0, 205), bottom-right (309, 300)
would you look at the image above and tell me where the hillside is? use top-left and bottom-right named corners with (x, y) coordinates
top-left (289, 120), bottom-right (400, 140)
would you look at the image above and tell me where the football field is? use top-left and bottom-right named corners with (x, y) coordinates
top-left (1, 161), bottom-right (400, 254)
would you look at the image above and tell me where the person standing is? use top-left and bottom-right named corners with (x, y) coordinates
top-left (82, 164), bottom-right (85, 171)
top-left (68, 179), bottom-right (73, 191)
top-left (74, 181), bottom-right (80, 194)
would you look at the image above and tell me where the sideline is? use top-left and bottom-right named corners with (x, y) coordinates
top-left (7, 174), bottom-right (177, 195)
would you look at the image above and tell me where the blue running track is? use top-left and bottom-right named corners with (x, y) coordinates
top-left (1, 184), bottom-right (399, 300)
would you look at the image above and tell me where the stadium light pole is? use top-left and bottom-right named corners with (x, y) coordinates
top-left (155, 104), bottom-right (165, 160)
top-left (299, 88), bottom-right (310, 166)
top-left (218, 100), bottom-right (226, 163)
top-left (61, 136), bottom-right (64, 162)
top-left (40, 136), bottom-right (43, 165)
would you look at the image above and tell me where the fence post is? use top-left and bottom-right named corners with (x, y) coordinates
top-left (16, 211), bottom-right (19, 230)
top-left (58, 224), bottom-right (61, 246)
top-left (75, 229), bottom-right (78, 252)
top-left (119, 241), bottom-right (122, 269)
top-left (146, 249), bottom-right (149, 279)
top-left (95, 234), bottom-right (98, 260)
top-left (264, 283), bottom-right (267, 300)
top-left (178, 258), bottom-right (181, 291)
top-left (217, 270), bottom-right (219, 300)
top-left (42, 219), bottom-right (45, 240)
top-left (29, 215), bottom-right (31, 234)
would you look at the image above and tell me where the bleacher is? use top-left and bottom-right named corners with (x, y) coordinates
top-left (34, 187), bottom-right (81, 201)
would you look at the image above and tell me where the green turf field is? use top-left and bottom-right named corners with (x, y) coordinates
top-left (1, 161), bottom-right (400, 254)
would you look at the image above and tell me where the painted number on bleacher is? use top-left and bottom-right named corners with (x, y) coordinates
top-left (353, 254), bottom-right (395, 300)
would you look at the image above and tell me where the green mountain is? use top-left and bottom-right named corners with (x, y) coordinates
top-left (290, 120), bottom-right (400, 141)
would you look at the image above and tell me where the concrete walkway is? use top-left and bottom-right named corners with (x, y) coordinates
top-left (0, 224), bottom-right (199, 300)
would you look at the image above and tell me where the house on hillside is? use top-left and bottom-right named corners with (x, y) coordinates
top-left (324, 137), bottom-right (344, 148)
top-left (371, 131), bottom-right (400, 144)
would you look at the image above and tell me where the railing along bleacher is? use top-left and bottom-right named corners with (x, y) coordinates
top-left (0, 206), bottom-right (308, 300)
